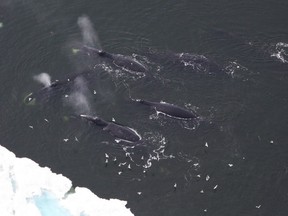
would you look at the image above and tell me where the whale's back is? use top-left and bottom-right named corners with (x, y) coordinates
top-left (154, 102), bottom-right (197, 119)
top-left (112, 54), bottom-right (147, 73)
top-left (104, 122), bottom-right (141, 143)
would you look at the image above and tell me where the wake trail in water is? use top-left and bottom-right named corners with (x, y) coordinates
top-left (77, 15), bottom-right (102, 50)
top-left (33, 73), bottom-right (51, 87)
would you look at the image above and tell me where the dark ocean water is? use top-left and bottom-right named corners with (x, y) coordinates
top-left (1, 0), bottom-right (288, 215)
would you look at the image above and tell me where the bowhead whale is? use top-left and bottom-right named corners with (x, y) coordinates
top-left (80, 114), bottom-right (141, 143)
top-left (82, 45), bottom-right (148, 73)
top-left (24, 71), bottom-right (93, 104)
top-left (24, 80), bottom-right (68, 104)
top-left (136, 99), bottom-right (197, 120)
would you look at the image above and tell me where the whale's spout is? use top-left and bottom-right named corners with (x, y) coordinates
top-left (77, 15), bottom-right (102, 50)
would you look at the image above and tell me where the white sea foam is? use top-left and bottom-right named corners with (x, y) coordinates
top-left (271, 42), bottom-right (288, 63)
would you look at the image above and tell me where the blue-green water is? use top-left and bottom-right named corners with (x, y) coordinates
top-left (1, 0), bottom-right (288, 215)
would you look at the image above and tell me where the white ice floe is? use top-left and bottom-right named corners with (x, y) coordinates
top-left (0, 145), bottom-right (133, 216)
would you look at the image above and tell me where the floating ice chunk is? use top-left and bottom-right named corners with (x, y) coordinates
top-left (205, 175), bottom-right (210, 181)
top-left (0, 145), bottom-right (133, 216)
top-left (213, 185), bottom-right (218, 190)
top-left (29, 125), bottom-right (34, 129)
top-left (205, 142), bottom-right (208, 147)
top-left (137, 192), bottom-right (142, 195)
top-left (228, 164), bottom-right (233, 167)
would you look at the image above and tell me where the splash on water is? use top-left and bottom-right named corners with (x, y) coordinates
top-left (224, 61), bottom-right (249, 79)
top-left (271, 42), bottom-right (288, 63)
top-left (33, 73), bottom-right (51, 87)
top-left (117, 132), bottom-right (175, 173)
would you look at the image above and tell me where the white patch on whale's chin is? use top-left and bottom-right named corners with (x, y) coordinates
top-left (114, 127), bottom-right (142, 144)
top-left (127, 127), bottom-right (142, 141)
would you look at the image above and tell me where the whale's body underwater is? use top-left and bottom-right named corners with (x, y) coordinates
top-left (147, 48), bottom-right (225, 75)
top-left (80, 114), bottom-right (141, 143)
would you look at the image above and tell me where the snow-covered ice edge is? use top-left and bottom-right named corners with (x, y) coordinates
top-left (0, 145), bottom-right (134, 216)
